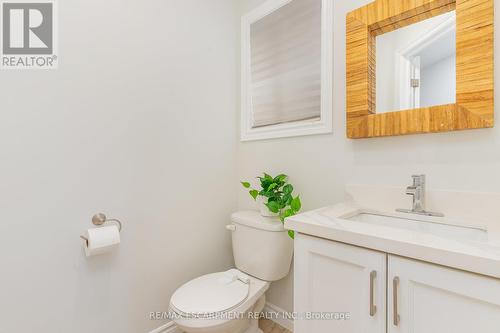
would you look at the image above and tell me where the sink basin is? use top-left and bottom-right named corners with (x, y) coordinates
top-left (345, 212), bottom-right (488, 242)
top-left (284, 193), bottom-right (500, 280)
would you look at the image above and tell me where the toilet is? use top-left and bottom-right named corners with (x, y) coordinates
top-left (170, 210), bottom-right (294, 333)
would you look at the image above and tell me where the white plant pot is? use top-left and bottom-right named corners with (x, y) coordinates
top-left (257, 196), bottom-right (279, 217)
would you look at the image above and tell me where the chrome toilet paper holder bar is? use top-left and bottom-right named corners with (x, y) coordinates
top-left (80, 213), bottom-right (123, 243)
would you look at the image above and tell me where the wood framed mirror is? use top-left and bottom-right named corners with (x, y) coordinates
top-left (346, 0), bottom-right (493, 139)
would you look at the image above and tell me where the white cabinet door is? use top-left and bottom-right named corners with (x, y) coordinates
top-left (388, 255), bottom-right (500, 333)
top-left (294, 234), bottom-right (386, 333)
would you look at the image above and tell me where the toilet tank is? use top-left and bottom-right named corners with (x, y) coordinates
top-left (230, 211), bottom-right (293, 281)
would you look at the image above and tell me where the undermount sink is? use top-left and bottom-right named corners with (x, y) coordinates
top-left (345, 211), bottom-right (488, 242)
top-left (284, 185), bottom-right (500, 280)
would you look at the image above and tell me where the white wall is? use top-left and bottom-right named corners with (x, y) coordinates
top-left (0, 1), bottom-right (239, 332)
top-left (238, 0), bottom-right (500, 313)
top-left (375, 31), bottom-right (398, 112)
top-left (421, 55), bottom-right (456, 107)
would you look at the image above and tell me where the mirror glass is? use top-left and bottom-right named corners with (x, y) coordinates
top-left (376, 11), bottom-right (456, 113)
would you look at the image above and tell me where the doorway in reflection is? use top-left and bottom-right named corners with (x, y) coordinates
top-left (376, 11), bottom-right (456, 113)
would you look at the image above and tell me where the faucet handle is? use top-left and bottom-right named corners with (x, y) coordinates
top-left (406, 186), bottom-right (417, 196)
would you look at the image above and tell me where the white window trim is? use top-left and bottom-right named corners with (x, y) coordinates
top-left (241, 0), bottom-right (334, 142)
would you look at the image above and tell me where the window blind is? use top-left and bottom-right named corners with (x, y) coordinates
top-left (250, 0), bottom-right (322, 128)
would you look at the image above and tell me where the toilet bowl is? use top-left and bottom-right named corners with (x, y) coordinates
top-left (170, 269), bottom-right (269, 333)
top-left (170, 211), bottom-right (294, 333)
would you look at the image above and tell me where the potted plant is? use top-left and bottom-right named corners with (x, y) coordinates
top-left (241, 173), bottom-right (301, 239)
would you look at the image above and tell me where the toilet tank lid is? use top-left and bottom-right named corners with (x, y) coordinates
top-left (231, 210), bottom-right (285, 232)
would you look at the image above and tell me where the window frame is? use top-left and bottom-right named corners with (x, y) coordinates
top-left (241, 0), bottom-right (334, 142)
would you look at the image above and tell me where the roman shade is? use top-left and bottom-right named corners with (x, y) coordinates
top-left (250, 0), bottom-right (322, 128)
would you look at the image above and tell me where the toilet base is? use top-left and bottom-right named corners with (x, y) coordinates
top-left (174, 294), bottom-right (268, 333)
top-left (241, 294), bottom-right (266, 333)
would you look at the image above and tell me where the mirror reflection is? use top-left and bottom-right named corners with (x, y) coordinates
top-left (376, 11), bottom-right (456, 113)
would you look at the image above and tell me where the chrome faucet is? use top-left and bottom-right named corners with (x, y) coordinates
top-left (396, 175), bottom-right (444, 217)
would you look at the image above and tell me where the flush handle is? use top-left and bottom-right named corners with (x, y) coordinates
top-left (369, 270), bottom-right (377, 317)
top-left (225, 224), bottom-right (236, 231)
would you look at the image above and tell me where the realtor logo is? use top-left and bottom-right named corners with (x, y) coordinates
top-left (1, 0), bottom-right (57, 69)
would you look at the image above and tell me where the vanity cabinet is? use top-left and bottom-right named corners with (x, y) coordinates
top-left (294, 233), bottom-right (500, 333)
top-left (294, 234), bottom-right (386, 333)
top-left (388, 256), bottom-right (500, 333)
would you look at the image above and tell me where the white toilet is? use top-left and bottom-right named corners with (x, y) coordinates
top-left (170, 210), bottom-right (294, 333)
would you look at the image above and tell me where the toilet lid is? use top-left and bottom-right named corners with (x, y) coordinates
top-left (170, 271), bottom-right (250, 315)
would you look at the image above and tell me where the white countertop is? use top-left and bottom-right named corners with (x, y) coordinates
top-left (285, 201), bottom-right (500, 279)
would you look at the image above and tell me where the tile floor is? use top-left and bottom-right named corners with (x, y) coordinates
top-left (259, 319), bottom-right (292, 333)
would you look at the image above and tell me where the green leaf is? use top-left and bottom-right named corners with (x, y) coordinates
top-left (283, 194), bottom-right (292, 205)
top-left (283, 184), bottom-right (294, 195)
top-left (249, 190), bottom-right (259, 200)
top-left (267, 183), bottom-right (278, 191)
top-left (241, 181), bottom-right (251, 188)
top-left (288, 230), bottom-right (295, 239)
top-left (291, 196), bottom-right (302, 212)
top-left (259, 178), bottom-right (273, 191)
top-left (279, 209), bottom-right (292, 223)
top-left (274, 174), bottom-right (287, 182)
top-left (266, 200), bottom-right (280, 213)
top-left (263, 173), bottom-right (273, 181)
top-left (283, 209), bottom-right (294, 218)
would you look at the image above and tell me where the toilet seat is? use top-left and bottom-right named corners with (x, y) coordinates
top-left (170, 271), bottom-right (250, 318)
top-left (170, 269), bottom-right (270, 333)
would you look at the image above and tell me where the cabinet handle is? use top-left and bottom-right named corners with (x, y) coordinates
top-left (369, 270), bottom-right (377, 316)
top-left (393, 277), bottom-right (400, 326)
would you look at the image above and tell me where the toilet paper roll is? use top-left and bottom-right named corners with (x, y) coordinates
top-left (82, 226), bottom-right (120, 257)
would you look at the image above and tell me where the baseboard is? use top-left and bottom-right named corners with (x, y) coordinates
top-left (149, 321), bottom-right (181, 333)
top-left (263, 302), bottom-right (294, 331)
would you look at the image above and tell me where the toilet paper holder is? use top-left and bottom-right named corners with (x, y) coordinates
top-left (80, 213), bottom-right (123, 243)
